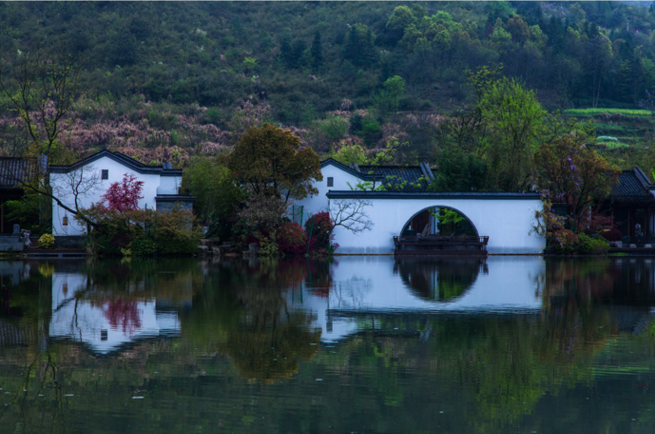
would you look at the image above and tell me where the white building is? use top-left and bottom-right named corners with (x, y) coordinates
top-left (294, 159), bottom-right (546, 255)
top-left (49, 151), bottom-right (194, 242)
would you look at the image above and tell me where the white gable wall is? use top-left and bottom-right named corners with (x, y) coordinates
top-left (293, 163), bottom-right (363, 220)
top-left (158, 175), bottom-right (181, 195)
top-left (51, 155), bottom-right (171, 237)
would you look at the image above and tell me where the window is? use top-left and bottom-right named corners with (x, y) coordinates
top-left (62, 216), bottom-right (68, 226)
top-left (101, 169), bottom-right (109, 180)
top-left (327, 177), bottom-right (334, 187)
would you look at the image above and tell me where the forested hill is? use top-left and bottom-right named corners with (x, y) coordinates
top-left (2, 1), bottom-right (655, 167)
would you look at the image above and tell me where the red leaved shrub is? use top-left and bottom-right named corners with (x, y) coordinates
top-left (304, 211), bottom-right (335, 251)
top-left (599, 228), bottom-right (622, 242)
top-left (277, 222), bottom-right (308, 255)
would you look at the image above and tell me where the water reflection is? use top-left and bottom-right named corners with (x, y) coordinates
top-left (1, 257), bottom-right (655, 433)
top-left (395, 257), bottom-right (486, 302)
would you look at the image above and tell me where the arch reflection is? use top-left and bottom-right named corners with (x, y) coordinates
top-left (395, 258), bottom-right (487, 302)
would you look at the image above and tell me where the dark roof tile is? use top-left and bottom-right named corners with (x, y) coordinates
top-left (358, 165), bottom-right (432, 192)
top-left (611, 168), bottom-right (654, 200)
top-left (0, 158), bottom-right (41, 188)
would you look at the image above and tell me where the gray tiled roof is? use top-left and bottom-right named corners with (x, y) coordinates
top-left (0, 157), bottom-right (42, 188)
top-left (611, 168), bottom-right (654, 201)
top-left (358, 165), bottom-right (434, 192)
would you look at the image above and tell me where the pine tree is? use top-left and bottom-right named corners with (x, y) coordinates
top-left (279, 33), bottom-right (294, 69)
top-left (311, 31), bottom-right (323, 71)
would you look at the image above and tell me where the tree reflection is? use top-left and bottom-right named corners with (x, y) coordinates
top-left (395, 258), bottom-right (484, 301)
top-left (183, 258), bottom-right (327, 383)
top-left (102, 299), bottom-right (141, 335)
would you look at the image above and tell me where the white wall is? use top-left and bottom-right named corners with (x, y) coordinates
top-left (329, 197), bottom-right (545, 254)
top-left (293, 163), bottom-right (364, 221)
top-left (157, 175), bottom-right (181, 195)
top-left (51, 156), bottom-right (167, 236)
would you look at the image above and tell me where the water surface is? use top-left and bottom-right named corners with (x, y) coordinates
top-left (1, 256), bottom-right (655, 433)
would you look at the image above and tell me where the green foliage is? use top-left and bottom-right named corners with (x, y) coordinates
top-left (435, 208), bottom-right (465, 226)
top-left (332, 143), bottom-right (369, 166)
top-left (37, 234), bottom-right (55, 249)
top-left (5, 192), bottom-right (44, 233)
top-left (374, 75), bottom-right (406, 115)
top-left (576, 233), bottom-right (610, 255)
top-left (130, 237), bottom-right (157, 256)
top-left (82, 207), bottom-right (200, 256)
top-left (154, 208), bottom-right (202, 255)
top-left (310, 31), bottom-right (323, 71)
top-left (563, 108), bottom-right (652, 118)
top-left (224, 123), bottom-right (322, 203)
top-left (317, 115), bottom-right (349, 142)
top-left (242, 57), bottom-right (258, 72)
top-left (478, 76), bottom-right (547, 191)
top-left (358, 117), bottom-right (382, 147)
top-left (343, 23), bottom-right (377, 68)
top-left (182, 157), bottom-right (244, 239)
top-left (429, 144), bottom-right (487, 192)
top-left (3, 1), bottom-right (655, 176)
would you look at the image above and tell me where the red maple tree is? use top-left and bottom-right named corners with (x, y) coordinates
top-left (101, 173), bottom-right (144, 212)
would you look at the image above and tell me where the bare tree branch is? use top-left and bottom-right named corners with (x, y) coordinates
top-left (0, 46), bottom-right (84, 159)
top-left (328, 199), bottom-right (373, 234)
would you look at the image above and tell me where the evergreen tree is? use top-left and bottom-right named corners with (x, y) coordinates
top-left (344, 23), bottom-right (378, 68)
top-left (279, 33), bottom-right (294, 69)
top-left (292, 39), bottom-right (308, 69)
top-left (311, 31), bottom-right (323, 71)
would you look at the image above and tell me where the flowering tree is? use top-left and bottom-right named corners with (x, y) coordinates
top-left (534, 135), bottom-right (619, 245)
top-left (101, 173), bottom-right (144, 212)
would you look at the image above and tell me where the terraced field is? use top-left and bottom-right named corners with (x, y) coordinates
top-left (564, 108), bottom-right (653, 148)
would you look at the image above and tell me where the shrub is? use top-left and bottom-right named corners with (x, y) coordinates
top-left (38, 234), bottom-right (56, 249)
top-left (577, 233), bottom-right (610, 255)
top-left (130, 238), bottom-right (157, 256)
top-left (277, 222), bottom-right (307, 255)
top-left (154, 208), bottom-right (202, 255)
top-left (82, 206), bottom-right (200, 256)
top-left (304, 211), bottom-right (335, 252)
top-left (599, 228), bottom-right (622, 242)
top-left (547, 229), bottom-right (578, 254)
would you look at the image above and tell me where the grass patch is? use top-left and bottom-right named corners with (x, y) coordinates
top-left (601, 141), bottom-right (631, 149)
top-left (565, 108), bottom-right (653, 118)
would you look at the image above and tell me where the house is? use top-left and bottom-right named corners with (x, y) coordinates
top-left (608, 167), bottom-right (655, 243)
top-left (0, 156), bottom-right (45, 234)
top-left (49, 151), bottom-right (194, 244)
top-left (294, 158), bottom-right (435, 219)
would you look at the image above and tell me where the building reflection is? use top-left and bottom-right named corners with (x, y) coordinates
top-left (48, 261), bottom-right (190, 355)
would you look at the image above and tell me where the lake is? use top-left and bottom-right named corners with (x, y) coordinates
top-left (1, 256), bottom-right (655, 433)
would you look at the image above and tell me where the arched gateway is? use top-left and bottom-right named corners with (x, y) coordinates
top-left (326, 191), bottom-right (545, 255)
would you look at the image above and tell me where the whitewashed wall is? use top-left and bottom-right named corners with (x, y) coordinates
top-left (292, 163), bottom-right (364, 220)
top-left (329, 195), bottom-right (545, 254)
top-left (51, 156), bottom-right (177, 236)
top-left (293, 162), bottom-right (545, 254)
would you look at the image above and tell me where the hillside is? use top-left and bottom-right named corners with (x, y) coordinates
top-left (2, 1), bottom-right (655, 169)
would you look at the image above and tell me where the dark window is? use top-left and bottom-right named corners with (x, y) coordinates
top-left (327, 177), bottom-right (334, 187)
top-left (101, 169), bottom-right (109, 180)
top-left (101, 330), bottom-right (108, 341)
